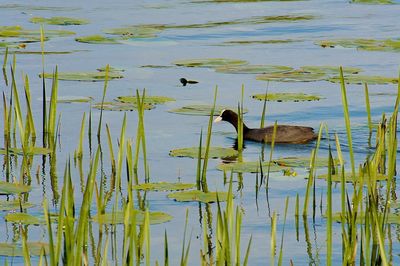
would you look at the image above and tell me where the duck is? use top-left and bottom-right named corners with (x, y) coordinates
top-left (214, 109), bottom-right (317, 144)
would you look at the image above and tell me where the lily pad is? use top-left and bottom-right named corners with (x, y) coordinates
top-left (0, 242), bottom-right (49, 257)
top-left (317, 172), bottom-right (388, 183)
top-left (97, 66), bottom-right (125, 72)
top-left (5, 213), bottom-right (45, 225)
top-left (351, 0), bottom-right (394, 4)
top-left (215, 64), bottom-right (293, 74)
top-left (103, 24), bottom-right (164, 38)
top-left (75, 35), bottom-right (120, 44)
top-left (167, 190), bottom-right (229, 203)
top-left (132, 182), bottom-right (196, 191)
top-left (252, 93), bottom-right (323, 102)
top-left (222, 39), bottom-right (298, 45)
top-left (92, 210), bottom-right (172, 225)
top-left (170, 147), bottom-right (238, 159)
top-left (39, 71), bottom-right (123, 81)
top-left (256, 70), bottom-right (327, 82)
top-left (0, 182), bottom-right (32, 195)
top-left (168, 104), bottom-right (248, 116)
top-left (217, 161), bottom-right (285, 173)
top-left (173, 58), bottom-right (248, 68)
top-left (116, 95), bottom-right (175, 105)
top-left (328, 75), bottom-right (398, 85)
top-left (92, 101), bottom-right (154, 111)
top-left (331, 212), bottom-right (400, 225)
top-left (299, 66), bottom-right (362, 75)
top-left (30, 16), bottom-right (89, 25)
top-left (0, 200), bottom-right (35, 211)
top-left (0, 25), bottom-right (75, 39)
top-left (317, 38), bottom-right (400, 52)
top-left (0, 147), bottom-right (52, 156)
top-left (10, 50), bottom-right (74, 55)
top-left (57, 96), bottom-right (93, 103)
top-left (273, 156), bottom-right (338, 167)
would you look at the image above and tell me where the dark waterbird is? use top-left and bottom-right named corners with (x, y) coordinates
top-left (214, 109), bottom-right (317, 144)
top-left (180, 78), bottom-right (199, 86)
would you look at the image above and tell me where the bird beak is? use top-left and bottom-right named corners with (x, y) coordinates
top-left (214, 116), bottom-right (222, 123)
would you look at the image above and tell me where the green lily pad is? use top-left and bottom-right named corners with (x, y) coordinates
top-left (92, 101), bottom-right (154, 111)
top-left (103, 24), bottom-right (164, 38)
top-left (132, 182), bottom-right (196, 191)
top-left (299, 66), bottom-right (362, 75)
top-left (39, 71), bottom-right (123, 81)
top-left (0, 242), bottom-right (49, 257)
top-left (97, 66), bottom-right (125, 72)
top-left (30, 16), bottom-right (89, 25)
top-left (215, 64), bottom-right (293, 74)
top-left (0, 147), bottom-right (52, 156)
top-left (168, 104), bottom-right (248, 116)
top-left (351, 0), bottom-right (394, 4)
top-left (167, 190), bottom-right (229, 203)
top-left (0, 200), bottom-right (35, 211)
top-left (173, 58), bottom-right (248, 68)
top-left (317, 38), bottom-right (400, 52)
top-left (140, 65), bottom-right (175, 69)
top-left (0, 182), bottom-right (32, 195)
top-left (222, 39), bottom-right (299, 45)
top-left (0, 4), bottom-right (80, 11)
top-left (116, 95), bottom-right (175, 105)
top-left (0, 25), bottom-right (75, 39)
top-left (57, 96), bottom-right (93, 103)
top-left (256, 70), bottom-right (327, 82)
top-left (328, 75), bottom-right (398, 85)
top-left (252, 93), bottom-right (323, 102)
top-left (10, 50), bottom-right (74, 55)
top-left (92, 210), bottom-right (172, 225)
top-left (217, 161), bottom-right (285, 173)
top-left (273, 156), bottom-right (338, 167)
top-left (5, 213), bottom-right (45, 225)
top-left (75, 35), bottom-right (120, 44)
top-left (170, 147), bottom-right (238, 159)
top-left (331, 212), bottom-right (399, 224)
top-left (317, 172), bottom-right (388, 183)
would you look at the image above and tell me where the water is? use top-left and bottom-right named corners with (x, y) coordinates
top-left (0, 0), bottom-right (400, 264)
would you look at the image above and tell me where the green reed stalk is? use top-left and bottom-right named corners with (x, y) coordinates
top-left (106, 124), bottom-right (116, 182)
top-left (75, 112), bottom-right (86, 159)
top-left (21, 226), bottom-right (31, 266)
top-left (278, 197), bottom-right (289, 266)
top-left (97, 64), bottom-right (110, 140)
top-left (180, 209), bottom-right (191, 266)
top-left (260, 86), bottom-right (268, 128)
top-left (2, 46), bottom-right (8, 70)
top-left (295, 193), bottom-right (299, 241)
top-left (270, 211), bottom-right (277, 266)
top-left (164, 230), bottom-right (169, 266)
top-left (243, 235), bottom-right (252, 266)
top-left (47, 67), bottom-right (58, 140)
top-left (40, 26), bottom-right (47, 146)
top-left (364, 83), bottom-right (373, 146)
top-left (326, 147), bottom-right (333, 266)
top-left (116, 114), bottom-right (127, 189)
top-left (43, 198), bottom-right (55, 265)
top-left (265, 121), bottom-right (277, 188)
top-left (237, 85), bottom-right (244, 151)
top-left (196, 130), bottom-right (203, 190)
top-left (23, 75), bottom-right (36, 141)
top-left (10, 66), bottom-right (25, 143)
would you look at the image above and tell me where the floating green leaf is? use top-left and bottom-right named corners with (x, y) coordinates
top-left (170, 147), bottom-right (238, 159)
top-left (92, 101), bottom-right (154, 111)
top-left (167, 190), bottom-right (229, 203)
top-left (0, 200), bottom-right (35, 211)
top-left (97, 66), bottom-right (125, 72)
top-left (299, 66), bottom-right (362, 75)
top-left (132, 182), bottom-right (196, 191)
top-left (5, 213), bottom-right (45, 225)
top-left (0, 242), bottom-right (49, 257)
top-left (75, 35), bottom-right (120, 44)
top-left (222, 39), bottom-right (299, 45)
top-left (56, 96), bottom-right (93, 103)
top-left (103, 25), bottom-right (164, 38)
top-left (92, 210), bottom-right (173, 225)
top-left (168, 104), bottom-right (248, 116)
top-left (215, 64), bottom-right (293, 74)
top-left (256, 70), bottom-right (327, 82)
top-left (252, 93), bottom-right (323, 102)
top-left (217, 161), bottom-right (285, 173)
top-left (116, 95), bottom-right (175, 105)
top-left (0, 182), bottom-right (32, 195)
top-left (173, 58), bottom-right (248, 68)
top-left (30, 16), bottom-right (89, 25)
top-left (274, 156), bottom-right (338, 167)
top-left (317, 172), bottom-right (388, 182)
top-left (328, 75), bottom-right (398, 85)
top-left (39, 71), bottom-right (123, 81)
top-left (0, 25), bottom-right (75, 39)
top-left (351, 0), bottom-right (394, 4)
top-left (317, 38), bottom-right (400, 52)
top-left (0, 147), bottom-right (52, 155)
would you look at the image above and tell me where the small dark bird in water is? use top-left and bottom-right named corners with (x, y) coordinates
top-left (214, 109), bottom-right (317, 144)
top-left (180, 78), bottom-right (199, 86)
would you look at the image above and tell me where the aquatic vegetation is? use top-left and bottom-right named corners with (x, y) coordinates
top-left (351, 0), bottom-right (394, 4)
top-left (256, 70), bottom-right (327, 82)
top-left (167, 190), bottom-right (229, 203)
top-left (317, 172), bottom-right (388, 182)
top-left (299, 65), bottom-right (362, 75)
top-left (103, 24), bottom-right (164, 38)
top-left (54, 96), bottom-right (93, 103)
top-left (215, 64), bottom-right (293, 74)
top-left (173, 58), bottom-right (248, 68)
top-left (328, 74), bottom-right (398, 84)
top-left (0, 181), bottom-right (31, 194)
top-left (222, 39), bottom-right (299, 45)
top-left (92, 101), bottom-right (154, 111)
top-left (252, 92), bottom-right (323, 102)
top-left (0, 25), bottom-right (75, 39)
top-left (39, 70), bottom-right (123, 81)
top-left (0, 242), bottom-right (49, 257)
top-left (274, 156), bottom-right (337, 167)
top-left (5, 213), bottom-right (47, 225)
top-left (169, 104), bottom-right (248, 116)
top-left (116, 95), bottom-right (175, 105)
top-left (91, 210), bottom-right (173, 225)
top-left (0, 200), bottom-right (35, 211)
top-left (132, 182), bottom-right (196, 191)
top-left (30, 16), bottom-right (89, 25)
top-left (217, 161), bottom-right (285, 173)
top-left (317, 38), bottom-right (400, 52)
top-left (169, 146), bottom-right (238, 159)
top-left (0, 147), bottom-right (52, 155)
top-left (75, 34), bottom-right (120, 44)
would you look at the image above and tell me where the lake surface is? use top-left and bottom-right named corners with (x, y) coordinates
top-left (1, 0), bottom-right (400, 264)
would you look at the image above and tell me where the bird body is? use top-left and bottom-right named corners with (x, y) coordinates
top-left (214, 109), bottom-right (317, 144)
